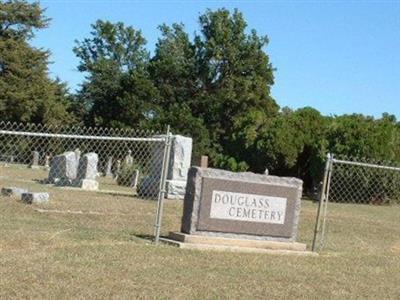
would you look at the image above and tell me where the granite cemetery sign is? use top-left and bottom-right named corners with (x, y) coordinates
top-left (181, 167), bottom-right (302, 241)
top-left (164, 167), bottom-right (312, 254)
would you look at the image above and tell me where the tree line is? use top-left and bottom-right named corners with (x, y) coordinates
top-left (1, 0), bottom-right (399, 193)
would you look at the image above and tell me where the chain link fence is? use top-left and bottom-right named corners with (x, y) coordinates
top-left (0, 122), bottom-right (174, 241)
top-left (0, 122), bottom-right (169, 196)
top-left (312, 154), bottom-right (400, 253)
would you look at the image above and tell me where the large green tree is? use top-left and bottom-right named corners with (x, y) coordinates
top-left (196, 9), bottom-right (279, 169)
top-left (149, 23), bottom-right (211, 161)
top-left (74, 20), bottom-right (158, 128)
top-left (0, 0), bottom-right (74, 125)
top-left (327, 113), bottom-right (400, 162)
top-left (149, 9), bottom-right (279, 167)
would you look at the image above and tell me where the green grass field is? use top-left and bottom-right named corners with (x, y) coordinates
top-left (1, 166), bottom-right (400, 299)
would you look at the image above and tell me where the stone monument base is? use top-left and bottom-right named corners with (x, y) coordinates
top-left (161, 232), bottom-right (317, 256)
top-left (77, 179), bottom-right (99, 191)
top-left (138, 177), bottom-right (187, 200)
top-left (166, 180), bottom-right (186, 200)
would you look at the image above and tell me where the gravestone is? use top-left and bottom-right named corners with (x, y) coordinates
top-left (105, 156), bottom-right (113, 177)
top-left (124, 150), bottom-right (133, 166)
top-left (21, 192), bottom-right (49, 204)
top-left (200, 155), bottom-right (208, 168)
top-left (1, 187), bottom-right (28, 198)
top-left (44, 155), bottom-right (51, 170)
top-left (138, 135), bottom-right (192, 199)
top-left (166, 135), bottom-right (193, 199)
top-left (74, 148), bottom-right (81, 162)
top-left (48, 151), bottom-right (78, 185)
top-left (162, 167), bottom-right (313, 255)
top-left (130, 169), bottom-right (140, 189)
top-left (114, 159), bottom-right (121, 179)
top-left (75, 152), bottom-right (99, 190)
top-left (29, 151), bottom-right (40, 169)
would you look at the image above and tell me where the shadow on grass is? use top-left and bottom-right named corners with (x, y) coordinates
top-left (132, 233), bottom-right (153, 241)
top-left (32, 178), bottom-right (138, 198)
top-left (33, 178), bottom-right (52, 185)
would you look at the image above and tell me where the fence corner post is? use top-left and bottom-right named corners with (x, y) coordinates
top-left (311, 152), bottom-right (332, 252)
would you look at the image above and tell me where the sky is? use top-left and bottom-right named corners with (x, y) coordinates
top-left (31, 0), bottom-right (400, 118)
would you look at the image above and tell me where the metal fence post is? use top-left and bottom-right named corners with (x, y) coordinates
top-left (154, 125), bottom-right (172, 244)
top-left (312, 153), bottom-right (332, 252)
top-left (319, 154), bottom-right (334, 250)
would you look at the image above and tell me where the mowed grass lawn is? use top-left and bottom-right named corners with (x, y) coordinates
top-left (1, 166), bottom-right (400, 299)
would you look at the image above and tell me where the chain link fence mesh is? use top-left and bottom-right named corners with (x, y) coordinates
top-left (0, 121), bottom-right (168, 197)
top-left (313, 154), bottom-right (400, 253)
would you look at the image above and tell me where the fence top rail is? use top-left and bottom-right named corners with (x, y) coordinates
top-left (332, 158), bottom-right (400, 172)
top-left (0, 121), bottom-right (160, 137)
top-left (0, 130), bottom-right (165, 142)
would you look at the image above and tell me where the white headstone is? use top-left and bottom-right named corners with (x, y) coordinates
top-left (1, 187), bottom-right (28, 197)
top-left (138, 134), bottom-right (192, 199)
top-left (74, 148), bottom-right (81, 162)
top-left (21, 192), bottom-right (50, 204)
top-left (29, 151), bottom-right (40, 169)
top-left (44, 155), bottom-right (51, 170)
top-left (75, 152), bottom-right (99, 190)
top-left (124, 150), bottom-right (133, 166)
top-left (130, 169), bottom-right (140, 189)
top-left (77, 152), bottom-right (98, 180)
top-left (105, 156), bottom-right (113, 177)
top-left (114, 159), bottom-right (121, 179)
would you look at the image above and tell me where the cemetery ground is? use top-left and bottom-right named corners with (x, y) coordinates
top-left (1, 166), bottom-right (400, 299)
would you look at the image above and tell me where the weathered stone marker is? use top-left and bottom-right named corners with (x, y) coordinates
top-left (29, 151), bottom-right (40, 169)
top-left (105, 156), bottom-right (113, 177)
top-left (48, 151), bottom-right (78, 185)
top-left (129, 169), bottom-right (140, 189)
top-left (200, 155), bottom-right (208, 168)
top-left (44, 155), bottom-right (51, 170)
top-left (74, 148), bottom-right (81, 162)
top-left (114, 159), bottom-right (121, 179)
top-left (75, 152), bottom-right (99, 190)
top-left (139, 135), bottom-right (192, 199)
top-left (182, 167), bottom-right (302, 240)
top-left (21, 192), bottom-right (49, 204)
top-left (124, 150), bottom-right (133, 166)
top-left (163, 167), bottom-right (315, 255)
top-left (1, 187), bottom-right (28, 198)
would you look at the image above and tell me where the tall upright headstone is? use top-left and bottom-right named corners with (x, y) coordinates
top-left (124, 150), bottom-right (133, 166)
top-left (29, 151), bottom-right (40, 169)
top-left (75, 152), bottom-right (99, 190)
top-left (138, 135), bottom-right (192, 199)
top-left (105, 156), bottom-right (113, 178)
top-left (130, 169), bottom-right (140, 189)
top-left (166, 135), bottom-right (192, 199)
top-left (74, 148), bottom-right (81, 162)
top-left (44, 155), bottom-right (51, 170)
top-left (114, 159), bottom-right (121, 179)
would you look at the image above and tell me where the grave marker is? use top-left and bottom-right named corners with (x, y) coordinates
top-left (75, 152), bottom-right (99, 190)
top-left (29, 151), bottom-right (40, 169)
top-left (48, 151), bottom-right (78, 185)
top-left (105, 156), bottom-right (113, 177)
